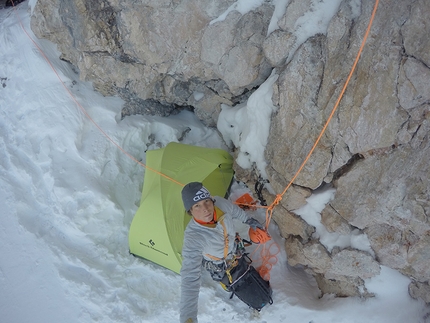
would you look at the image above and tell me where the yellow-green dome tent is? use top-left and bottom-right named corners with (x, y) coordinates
top-left (129, 142), bottom-right (234, 274)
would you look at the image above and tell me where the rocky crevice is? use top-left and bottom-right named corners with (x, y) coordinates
top-left (30, 0), bottom-right (430, 303)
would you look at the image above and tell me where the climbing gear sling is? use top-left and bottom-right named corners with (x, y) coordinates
top-left (204, 226), bottom-right (273, 311)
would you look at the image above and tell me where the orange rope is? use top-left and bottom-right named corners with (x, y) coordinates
top-left (246, 0), bottom-right (380, 279)
top-left (264, 0), bottom-right (380, 228)
top-left (10, 1), bottom-right (184, 187)
top-left (249, 240), bottom-right (280, 280)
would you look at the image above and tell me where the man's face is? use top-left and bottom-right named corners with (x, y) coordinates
top-left (190, 199), bottom-right (214, 223)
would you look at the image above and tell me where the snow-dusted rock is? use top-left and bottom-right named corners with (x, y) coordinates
top-left (30, 0), bottom-right (430, 303)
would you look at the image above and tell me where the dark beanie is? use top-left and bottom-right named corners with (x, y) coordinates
top-left (181, 182), bottom-right (212, 211)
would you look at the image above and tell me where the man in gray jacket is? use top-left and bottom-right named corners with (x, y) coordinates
top-left (179, 182), bottom-right (263, 323)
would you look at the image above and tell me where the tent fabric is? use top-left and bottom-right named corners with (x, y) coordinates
top-left (129, 142), bottom-right (234, 274)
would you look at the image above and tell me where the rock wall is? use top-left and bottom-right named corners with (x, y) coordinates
top-left (30, 0), bottom-right (273, 125)
top-left (265, 0), bottom-right (430, 301)
top-left (31, 0), bottom-right (430, 303)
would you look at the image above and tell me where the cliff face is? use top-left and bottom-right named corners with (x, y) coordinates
top-left (30, 0), bottom-right (273, 123)
top-left (31, 0), bottom-right (430, 303)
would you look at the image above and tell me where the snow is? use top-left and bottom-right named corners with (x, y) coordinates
top-left (294, 187), bottom-right (374, 255)
top-left (209, 0), bottom-right (266, 25)
top-left (267, 0), bottom-right (290, 35)
top-left (1, 2), bottom-right (429, 323)
top-left (214, 0), bottom-right (346, 181)
top-left (217, 71), bottom-right (278, 179)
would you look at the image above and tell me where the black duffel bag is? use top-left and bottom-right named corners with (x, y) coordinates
top-left (221, 254), bottom-right (273, 311)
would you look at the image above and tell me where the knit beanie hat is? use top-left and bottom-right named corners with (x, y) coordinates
top-left (181, 182), bottom-right (212, 211)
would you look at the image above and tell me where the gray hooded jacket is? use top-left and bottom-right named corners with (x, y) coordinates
top-left (179, 196), bottom-right (250, 323)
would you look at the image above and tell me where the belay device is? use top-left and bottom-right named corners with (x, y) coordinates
top-left (220, 253), bottom-right (273, 311)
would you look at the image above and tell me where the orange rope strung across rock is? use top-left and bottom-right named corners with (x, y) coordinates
top-left (265, 0), bottom-right (380, 228)
top-left (250, 0), bottom-right (380, 280)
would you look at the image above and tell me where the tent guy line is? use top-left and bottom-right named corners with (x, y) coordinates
top-left (9, 0), bottom-right (184, 187)
top-left (9, 0), bottom-right (379, 220)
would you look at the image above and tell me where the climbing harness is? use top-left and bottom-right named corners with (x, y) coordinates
top-left (203, 230), bottom-right (273, 311)
top-left (203, 237), bottom-right (244, 281)
top-left (218, 245), bottom-right (273, 311)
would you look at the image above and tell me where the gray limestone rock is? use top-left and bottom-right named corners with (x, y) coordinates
top-left (30, 0), bottom-right (430, 302)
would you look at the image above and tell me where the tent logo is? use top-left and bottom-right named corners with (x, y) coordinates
top-left (139, 241), bottom-right (168, 256)
top-left (193, 187), bottom-right (211, 202)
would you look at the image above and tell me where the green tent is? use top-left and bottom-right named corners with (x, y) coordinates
top-left (129, 142), bottom-right (234, 274)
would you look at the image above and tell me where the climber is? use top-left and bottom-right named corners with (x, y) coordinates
top-left (179, 182), bottom-right (272, 323)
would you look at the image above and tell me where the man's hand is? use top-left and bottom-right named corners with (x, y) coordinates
top-left (245, 217), bottom-right (264, 230)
